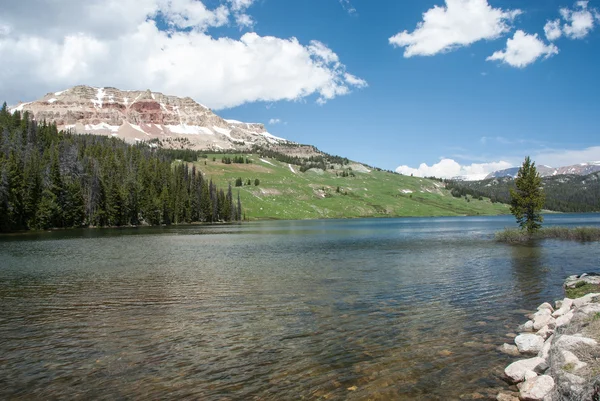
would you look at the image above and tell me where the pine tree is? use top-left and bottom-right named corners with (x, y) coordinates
top-left (510, 156), bottom-right (545, 234)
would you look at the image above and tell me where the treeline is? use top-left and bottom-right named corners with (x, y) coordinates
top-left (445, 173), bottom-right (600, 212)
top-left (0, 105), bottom-right (241, 232)
top-left (252, 145), bottom-right (349, 171)
top-left (222, 156), bottom-right (251, 164)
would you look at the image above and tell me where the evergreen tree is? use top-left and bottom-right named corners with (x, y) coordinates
top-left (510, 156), bottom-right (545, 233)
top-left (0, 108), bottom-right (241, 231)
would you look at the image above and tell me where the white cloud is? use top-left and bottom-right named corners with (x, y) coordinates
top-left (389, 0), bottom-right (521, 57)
top-left (343, 73), bottom-right (368, 88)
top-left (544, 19), bottom-right (563, 41)
top-left (487, 30), bottom-right (558, 68)
top-left (0, 0), bottom-right (365, 109)
top-left (339, 0), bottom-right (357, 15)
top-left (227, 0), bottom-right (255, 29)
top-left (534, 146), bottom-right (600, 167)
top-left (268, 118), bottom-right (281, 125)
top-left (560, 1), bottom-right (596, 39)
top-left (395, 158), bottom-right (512, 180)
top-left (228, 0), bottom-right (255, 12)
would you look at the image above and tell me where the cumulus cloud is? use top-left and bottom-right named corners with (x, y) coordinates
top-left (227, 0), bottom-right (255, 29)
top-left (389, 0), bottom-right (521, 57)
top-left (268, 118), bottom-right (282, 125)
top-left (544, 19), bottom-right (563, 41)
top-left (534, 146), bottom-right (600, 167)
top-left (395, 158), bottom-right (512, 180)
top-left (487, 30), bottom-right (558, 68)
top-left (560, 1), bottom-right (596, 39)
top-left (0, 0), bottom-right (365, 109)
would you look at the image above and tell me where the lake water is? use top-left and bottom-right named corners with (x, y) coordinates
top-left (1, 214), bottom-right (600, 400)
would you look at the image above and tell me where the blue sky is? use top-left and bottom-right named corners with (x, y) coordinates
top-left (1, 0), bottom-right (599, 178)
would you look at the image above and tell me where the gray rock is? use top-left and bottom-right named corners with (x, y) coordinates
top-left (515, 333), bottom-right (545, 354)
top-left (537, 334), bottom-right (553, 360)
top-left (565, 273), bottom-right (600, 288)
top-left (577, 302), bottom-right (600, 316)
top-left (532, 310), bottom-right (556, 331)
top-left (537, 302), bottom-right (554, 313)
top-left (498, 343), bottom-right (521, 357)
top-left (536, 325), bottom-right (553, 340)
top-left (533, 360), bottom-right (549, 374)
top-left (552, 298), bottom-right (573, 318)
top-left (554, 334), bottom-right (597, 350)
top-left (518, 375), bottom-right (555, 401)
top-left (555, 310), bottom-right (574, 327)
top-left (572, 293), bottom-right (600, 308)
top-left (496, 392), bottom-right (519, 401)
top-left (505, 357), bottom-right (546, 383)
top-left (524, 370), bottom-right (538, 381)
top-left (518, 320), bottom-right (535, 333)
top-left (561, 350), bottom-right (587, 371)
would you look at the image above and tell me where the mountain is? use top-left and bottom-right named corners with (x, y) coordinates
top-left (3, 86), bottom-right (512, 222)
top-left (9, 85), bottom-right (290, 151)
top-left (446, 172), bottom-right (600, 213)
top-left (486, 162), bottom-right (600, 179)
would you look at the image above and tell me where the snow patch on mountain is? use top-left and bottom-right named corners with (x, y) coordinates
top-left (91, 87), bottom-right (105, 109)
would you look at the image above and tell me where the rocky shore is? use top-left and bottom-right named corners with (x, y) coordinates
top-left (497, 274), bottom-right (600, 401)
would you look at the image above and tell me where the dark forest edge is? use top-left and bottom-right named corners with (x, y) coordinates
top-left (444, 173), bottom-right (600, 213)
top-left (0, 104), bottom-right (242, 233)
top-left (495, 226), bottom-right (600, 243)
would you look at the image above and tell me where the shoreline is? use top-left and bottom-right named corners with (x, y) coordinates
top-left (496, 273), bottom-right (600, 401)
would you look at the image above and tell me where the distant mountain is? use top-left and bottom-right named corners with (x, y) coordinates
top-left (446, 172), bottom-right (600, 213)
top-left (486, 162), bottom-right (600, 179)
top-left (9, 85), bottom-right (292, 152)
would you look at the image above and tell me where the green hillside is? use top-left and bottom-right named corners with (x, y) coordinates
top-left (193, 154), bottom-right (510, 220)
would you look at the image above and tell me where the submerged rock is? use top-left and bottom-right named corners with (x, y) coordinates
top-left (498, 343), bottom-right (521, 357)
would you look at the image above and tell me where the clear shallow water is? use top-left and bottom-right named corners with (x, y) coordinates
top-left (1, 214), bottom-right (600, 400)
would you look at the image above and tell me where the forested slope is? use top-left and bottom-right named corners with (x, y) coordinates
top-left (445, 173), bottom-right (600, 213)
top-left (0, 104), bottom-right (240, 232)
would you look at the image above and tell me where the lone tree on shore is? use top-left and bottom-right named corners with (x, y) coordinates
top-left (510, 156), bottom-right (545, 234)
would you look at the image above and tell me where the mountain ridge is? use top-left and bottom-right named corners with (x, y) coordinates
top-left (10, 85), bottom-right (293, 152)
top-left (485, 162), bottom-right (600, 179)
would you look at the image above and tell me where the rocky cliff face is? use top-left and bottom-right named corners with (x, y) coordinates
top-left (10, 85), bottom-right (289, 150)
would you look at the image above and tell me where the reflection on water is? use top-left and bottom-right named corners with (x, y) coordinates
top-left (1, 214), bottom-right (600, 400)
top-left (510, 244), bottom-right (548, 299)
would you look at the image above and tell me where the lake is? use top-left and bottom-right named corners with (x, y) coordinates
top-left (1, 214), bottom-right (600, 400)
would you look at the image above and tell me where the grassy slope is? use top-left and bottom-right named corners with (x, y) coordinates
top-left (195, 154), bottom-right (510, 220)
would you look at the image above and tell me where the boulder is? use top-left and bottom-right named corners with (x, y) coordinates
top-left (573, 293), bottom-right (600, 308)
top-left (518, 320), bottom-right (534, 333)
top-left (554, 334), bottom-right (597, 350)
top-left (555, 310), bottom-right (574, 327)
top-left (524, 370), bottom-right (538, 381)
top-left (515, 334), bottom-right (545, 354)
top-left (577, 303), bottom-right (600, 316)
top-left (498, 343), bottom-right (521, 357)
top-left (561, 350), bottom-right (587, 371)
top-left (537, 302), bottom-right (554, 313)
top-left (533, 313), bottom-right (555, 331)
top-left (505, 357), bottom-right (546, 383)
top-left (537, 335), bottom-right (553, 360)
top-left (518, 375), bottom-right (555, 401)
top-left (535, 325), bottom-right (553, 340)
top-left (565, 273), bottom-right (600, 288)
top-left (552, 298), bottom-right (573, 318)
